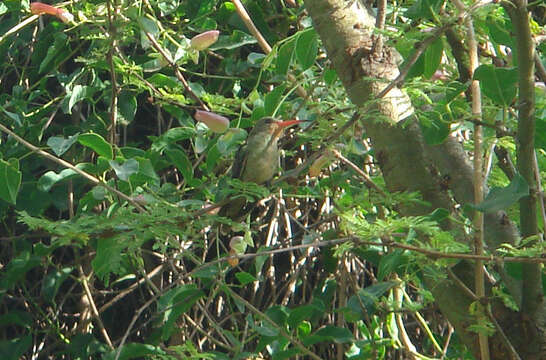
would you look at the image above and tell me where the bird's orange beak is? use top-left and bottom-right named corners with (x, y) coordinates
top-left (277, 119), bottom-right (302, 128)
top-left (273, 119), bottom-right (302, 138)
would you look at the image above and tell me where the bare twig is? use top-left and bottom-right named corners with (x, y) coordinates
top-left (0, 121), bottom-right (147, 212)
top-left (79, 266), bottom-right (114, 349)
top-left (145, 32), bottom-right (209, 111)
top-left (230, 0), bottom-right (308, 99)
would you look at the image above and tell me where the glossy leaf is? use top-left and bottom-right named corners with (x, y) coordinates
top-left (276, 38), bottom-right (295, 75)
top-left (41, 267), bottom-right (73, 303)
top-left (118, 92), bottom-right (137, 125)
top-left (423, 38), bottom-right (443, 78)
top-left (474, 65), bottom-right (518, 106)
top-left (295, 29), bottom-right (318, 70)
top-left (165, 148), bottom-right (193, 181)
top-left (157, 284), bottom-right (205, 340)
top-left (0, 158), bottom-right (21, 204)
top-left (472, 173), bottom-right (529, 213)
top-left (419, 111), bottom-right (450, 145)
top-left (47, 134), bottom-right (79, 156)
top-left (38, 168), bottom-right (78, 192)
top-left (78, 133), bottom-right (113, 160)
top-left (109, 159), bottom-right (139, 182)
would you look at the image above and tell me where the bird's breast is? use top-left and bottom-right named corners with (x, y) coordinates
top-left (240, 140), bottom-right (280, 184)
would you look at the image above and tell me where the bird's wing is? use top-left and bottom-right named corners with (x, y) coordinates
top-left (231, 144), bottom-right (247, 179)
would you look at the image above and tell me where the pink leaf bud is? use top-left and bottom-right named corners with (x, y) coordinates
top-left (31, 2), bottom-right (74, 24)
top-left (190, 30), bottom-right (219, 51)
top-left (194, 110), bottom-right (229, 133)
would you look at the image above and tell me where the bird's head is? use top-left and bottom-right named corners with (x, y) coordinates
top-left (254, 117), bottom-right (302, 139)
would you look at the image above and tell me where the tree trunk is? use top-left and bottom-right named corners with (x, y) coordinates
top-left (304, 0), bottom-right (546, 358)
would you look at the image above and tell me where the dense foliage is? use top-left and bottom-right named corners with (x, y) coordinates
top-left (0, 0), bottom-right (544, 359)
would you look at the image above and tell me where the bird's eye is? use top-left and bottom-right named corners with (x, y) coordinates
top-left (264, 117), bottom-right (273, 124)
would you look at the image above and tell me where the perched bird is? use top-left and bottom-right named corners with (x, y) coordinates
top-left (220, 117), bottom-right (301, 219)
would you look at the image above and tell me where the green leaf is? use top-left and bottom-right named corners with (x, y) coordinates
top-left (118, 92), bottom-right (137, 125)
top-left (295, 29), bottom-right (318, 70)
top-left (474, 65), bottom-right (518, 106)
top-left (217, 128), bottom-right (247, 155)
top-left (67, 85), bottom-right (89, 114)
top-left (0, 311), bottom-right (32, 328)
top-left (0, 251), bottom-right (41, 289)
top-left (0, 158), bottom-right (21, 204)
top-left (344, 281), bottom-right (398, 321)
top-left (165, 148), bottom-right (193, 182)
top-left (419, 111), bottom-right (450, 145)
top-left (276, 38), bottom-right (295, 75)
top-left (38, 169), bottom-right (78, 192)
top-left (39, 33), bottom-right (69, 74)
top-left (157, 0), bottom-right (179, 15)
top-left (158, 285), bottom-right (205, 340)
top-left (264, 85), bottom-right (286, 116)
top-left (0, 335), bottom-right (32, 360)
top-left (137, 17), bottom-right (159, 35)
top-left (287, 305), bottom-right (316, 328)
top-left (235, 271), bottom-right (256, 285)
top-left (209, 30), bottom-right (257, 51)
top-left (47, 133), bottom-right (79, 156)
top-left (423, 38), bottom-right (443, 78)
top-left (486, 15), bottom-right (513, 47)
top-left (472, 173), bottom-right (529, 213)
top-left (41, 267), bottom-right (73, 303)
top-left (109, 159), bottom-right (139, 182)
top-left (405, 0), bottom-right (444, 20)
top-left (78, 133), bottom-right (113, 160)
top-left (303, 326), bottom-right (354, 346)
top-left (151, 127), bottom-right (196, 152)
top-left (147, 73), bottom-right (180, 88)
top-left (132, 157), bottom-right (160, 187)
top-left (92, 237), bottom-right (126, 283)
top-left (103, 343), bottom-right (166, 360)
top-left (377, 250), bottom-right (408, 281)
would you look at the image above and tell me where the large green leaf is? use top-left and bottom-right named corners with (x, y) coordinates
top-left (0, 335), bottom-right (32, 360)
top-left (118, 92), bottom-right (137, 125)
top-left (78, 133), bottom-right (113, 160)
top-left (209, 30), bottom-right (257, 50)
top-left (419, 111), bottom-right (450, 145)
top-left (157, 284), bottom-right (205, 340)
top-left (39, 33), bottom-right (70, 74)
top-left (0, 158), bottom-right (21, 204)
top-left (295, 29), bottom-right (318, 70)
top-left (472, 173), bottom-right (529, 213)
top-left (165, 147), bottom-right (193, 181)
top-left (38, 169), bottom-right (78, 192)
top-left (264, 85), bottom-right (286, 116)
top-left (474, 65), bottom-right (518, 106)
top-left (109, 159), bottom-right (139, 182)
top-left (302, 326), bottom-right (354, 346)
top-left (344, 281), bottom-right (398, 321)
top-left (276, 38), bottom-right (295, 75)
top-left (423, 38), bottom-right (443, 78)
top-left (47, 134), bottom-right (79, 156)
top-left (41, 267), bottom-right (73, 303)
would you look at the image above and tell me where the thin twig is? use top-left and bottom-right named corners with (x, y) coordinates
top-left (0, 121), bottom-right (147, 212)
top-left (79, 266), bottom-right (114, 349)
top-left (145, 32), bottom-right (209, 111)
top-left (230, 0), bottom-right (308, 99)
top-left (224, 287), bottom-right (323, 360)
top-left (331, 148), bottom-right (386, 196)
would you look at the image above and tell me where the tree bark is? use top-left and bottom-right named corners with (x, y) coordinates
top-left (304, 0), bottom-right (545, 358)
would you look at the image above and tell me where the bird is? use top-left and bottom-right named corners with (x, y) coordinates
top-left (219, 116), bottom-right (301, 219)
